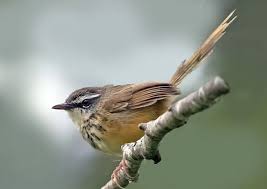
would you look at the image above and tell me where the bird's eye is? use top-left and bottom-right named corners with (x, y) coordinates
top-left (79, 94), bottom-right (101, 109)
top-left (81, 99), bottom-right (92, 108)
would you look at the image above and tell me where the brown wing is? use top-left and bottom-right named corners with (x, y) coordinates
top-left (102, 82), bottom-right (179, 113)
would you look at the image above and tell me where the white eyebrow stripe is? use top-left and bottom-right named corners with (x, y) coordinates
top-left (88, 94), bottom-right (101, 99)
top-left (76, 93), bottom-right (101, 103)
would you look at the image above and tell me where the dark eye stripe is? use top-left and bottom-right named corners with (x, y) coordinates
top-left (79, 94), bottom-right (101, 109)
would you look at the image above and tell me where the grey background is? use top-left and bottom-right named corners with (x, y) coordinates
top-left (0, 0), bottom-right (266, 188)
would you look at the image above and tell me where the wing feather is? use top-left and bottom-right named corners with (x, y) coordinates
top-left (103, 82), bottom-right (179, 113)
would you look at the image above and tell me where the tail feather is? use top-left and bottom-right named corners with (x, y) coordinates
top-left (170, 10), bottom-right (237, 86)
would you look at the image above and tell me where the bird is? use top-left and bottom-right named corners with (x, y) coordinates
top-left (52, 11), bottom-right (236, 156)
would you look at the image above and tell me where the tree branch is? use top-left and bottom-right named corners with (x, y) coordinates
top-left (102, 76), bottom-right (230, 189)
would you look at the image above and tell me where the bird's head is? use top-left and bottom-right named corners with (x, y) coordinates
top-left (52, 87), bottom-right (103, 126)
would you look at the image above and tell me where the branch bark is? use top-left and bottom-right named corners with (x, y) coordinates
top-left (102, 76), bottom-right (230, 189)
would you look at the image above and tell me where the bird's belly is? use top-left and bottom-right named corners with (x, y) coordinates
top-left (80, 116), bottom-right (147, 156)
top-left (99, 100), bottom-right (171, 155)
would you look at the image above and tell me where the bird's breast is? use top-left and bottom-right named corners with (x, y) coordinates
top-left (79, 113), bottom-right (111, 153)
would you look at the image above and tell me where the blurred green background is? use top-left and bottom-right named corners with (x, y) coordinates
top-left (0, 0), bottom-right (266, 188)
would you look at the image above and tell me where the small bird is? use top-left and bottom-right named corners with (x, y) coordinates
top-left (52, 12), bottom-right (236, 156)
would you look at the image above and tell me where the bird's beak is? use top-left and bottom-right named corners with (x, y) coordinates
top-left (52, 103), bottom-right (75, 110)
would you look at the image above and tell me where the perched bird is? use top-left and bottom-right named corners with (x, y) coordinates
top-left (52, 11), bottom-right (236, 156)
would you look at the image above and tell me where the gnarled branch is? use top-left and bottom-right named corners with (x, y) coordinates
top-left (102, 76), bottom-right (230, 189)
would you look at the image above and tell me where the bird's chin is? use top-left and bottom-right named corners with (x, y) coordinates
top-left (67, 108), bottom-right (93, 129)
top-left (67, 109), bottom-right (83, 128)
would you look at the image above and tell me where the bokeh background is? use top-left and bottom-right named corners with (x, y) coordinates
top-left (0, 0), bottom-right (266, 188)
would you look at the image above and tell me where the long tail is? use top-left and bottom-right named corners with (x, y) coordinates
top-left (170, 10), bottom-right (237, 86)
